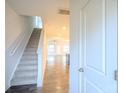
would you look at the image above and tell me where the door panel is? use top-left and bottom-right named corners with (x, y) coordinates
top-left (85, 79), bottom-right (104, 93)
top-left (70, 0), bottom-right (117, 93)
top-left (85, 0), bottom-right (105, 73)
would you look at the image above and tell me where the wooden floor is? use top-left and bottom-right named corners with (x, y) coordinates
top-left (6, 55), bottom-right (69, 93)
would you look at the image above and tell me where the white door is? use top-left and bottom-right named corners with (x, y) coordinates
top-left (70, 0), bottom-right (117, 93)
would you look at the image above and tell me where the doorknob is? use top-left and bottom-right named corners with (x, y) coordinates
top-left (79, 68), bottom-right (84, 72)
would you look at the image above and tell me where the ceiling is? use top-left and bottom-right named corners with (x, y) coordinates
top-left (6, 0), bottom-right (70, 41)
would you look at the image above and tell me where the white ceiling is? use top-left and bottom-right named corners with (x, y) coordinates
top-left (7, 0), bottom-right (70, 41)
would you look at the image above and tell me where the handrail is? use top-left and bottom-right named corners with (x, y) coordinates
top-left (8, 31), bottom-right (26, 56)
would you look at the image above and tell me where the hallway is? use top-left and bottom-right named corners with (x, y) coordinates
top-left (41, 55), bottom-right (69, 93)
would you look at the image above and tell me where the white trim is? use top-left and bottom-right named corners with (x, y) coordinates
top-left (37, 30), bottom-right (44, 87)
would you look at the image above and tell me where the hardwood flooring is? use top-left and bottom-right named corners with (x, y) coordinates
top-left (6, 55), bottom-right (69, 93)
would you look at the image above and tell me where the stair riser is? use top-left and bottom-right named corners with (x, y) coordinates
top-left (14, 72), bottom-right (37, 78)
top-left (23, 52), bottom-right (37, 55)
top-left (27, 43), bottom-right (39, 45)
top-left (21, 59), bottom-right (38, 62)
top-left (21, 55), bottom-right (37, 60)
top-left (26, 46), bottom-right (38, 48)
top-left (17, 66), bottom-right (37, 71)
top-left (19, 63), bottom-right (37, 66)
top-left (20, 60), bottom-right (37, 63)
top-left (20, 62), bottom-right (37, 66)
top-left (25, 49), bottom-right (37, 52)
top-left (11, 80), bottom-right (37, 86)
top-left (22, 55), bottom-right (37, 58)
top-left (27, 42), bottom-right (39, 44)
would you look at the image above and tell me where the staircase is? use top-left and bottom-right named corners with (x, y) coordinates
top-left (11, 29), bottom-right (41, 86)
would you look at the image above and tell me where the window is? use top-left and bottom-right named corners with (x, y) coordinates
top-left (33, 16), bottom-right (43, 28)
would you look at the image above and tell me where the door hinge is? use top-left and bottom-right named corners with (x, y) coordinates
top-left (114, 70), bottom-right (118, 81)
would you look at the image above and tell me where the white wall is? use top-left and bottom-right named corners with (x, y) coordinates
top-left (37, 28), bottom-right (48, 87)
top-left (5, 1), bottom-right (34, 90)
top-left (42, 29), bottom-right (48, 83)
